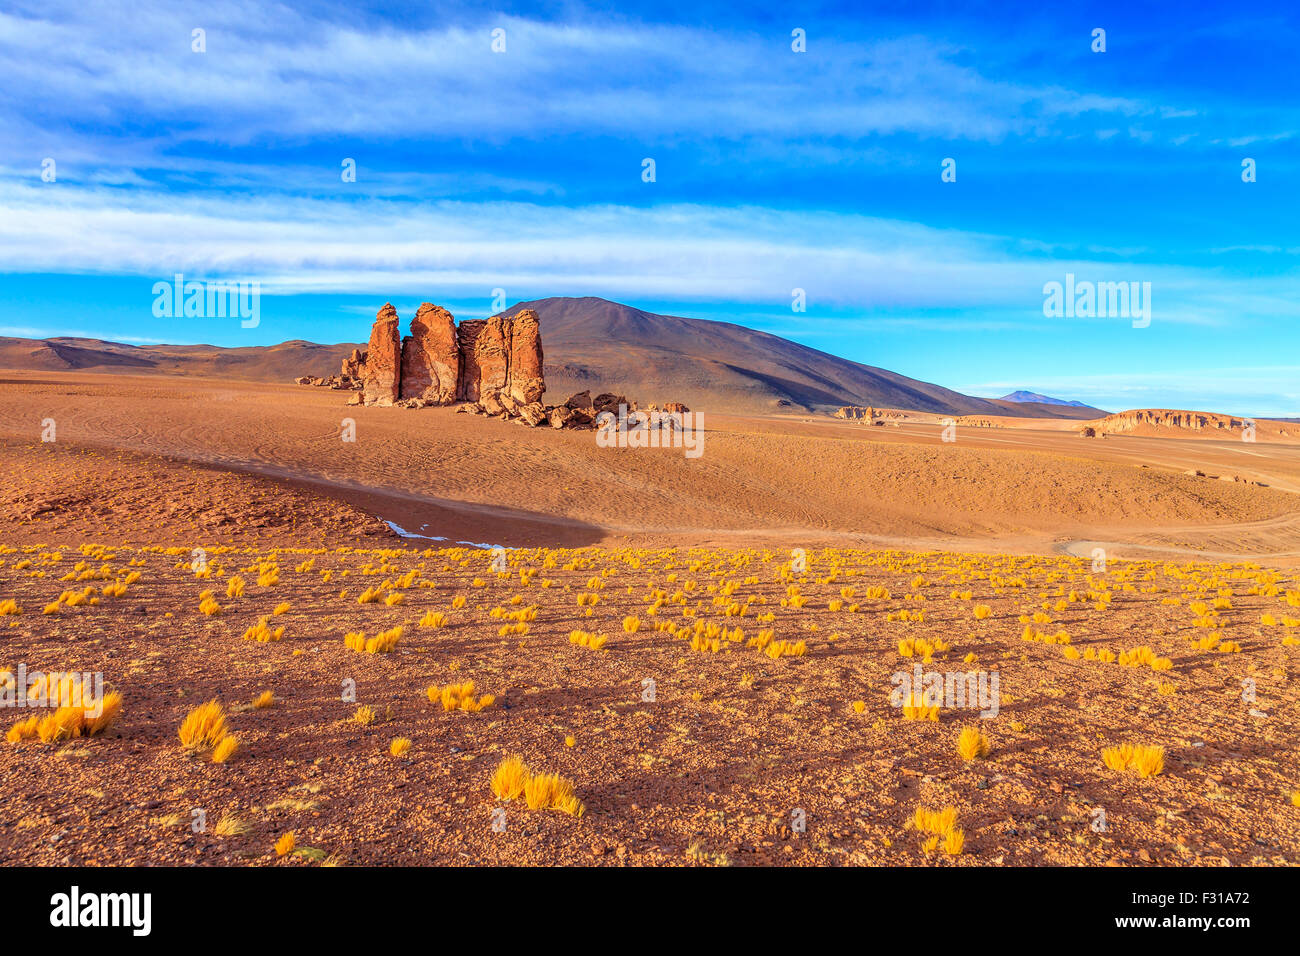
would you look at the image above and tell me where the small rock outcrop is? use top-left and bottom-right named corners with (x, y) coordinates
top-left (340, 348), bottom-right (365, 387)
top-left (834, 405), bottom-right (877, 421)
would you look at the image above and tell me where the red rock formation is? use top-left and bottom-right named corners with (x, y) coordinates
top-left (1092, 409), bottom-right (1248, 434)
top-left (362, 304), bottom-right (402, 406)
top-left (459, 315), bottom-right (510, 410)
top-left (834, 405), bottom-right (875, 421)
top-left (456, 320), bottom-right (484, 404)
top-left (301, 302), bottom-right (656, 430)
top-left (400, 303), bottom-right (460, 404)
top-left (507, 309), bottom-right (545, 404)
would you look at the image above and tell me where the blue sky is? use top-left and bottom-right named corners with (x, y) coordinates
top-left (0, 0), bottom-right (1297, 415)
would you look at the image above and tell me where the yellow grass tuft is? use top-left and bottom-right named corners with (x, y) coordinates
top-left (212, 735), bottom-right (239, 763)
top-left (252, 690), bottom-right (275, 709)
top-left (913, 805), bottom-right (958, 836)
top-left (242, 617), bottom-right (285, 642)
top-left (214, 812), bottom-right (250, 836)
top-left (902, 692), bottom-right (940, 721)
top-left (1102, 742), bottom-right (1164, 777)
top-left (943, 827), bottom-right (965, 856)
top-left (178, 699), bottom-right (228, 752)
top-left (390, 737), bottom-right (412, 757)
top-left (956, 726), bottom-right (990, 761)
top-left (275, 832), bottom-right (296, 856)
top-left (346, 626), bottom-right (403, 653)
top-left (491, 754), bottom-right (530, 801)
top-left (429, 680), bottom-right (495, 713)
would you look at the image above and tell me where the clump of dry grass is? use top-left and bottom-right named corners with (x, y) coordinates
top-left (242, 617), bottom-right (285, 642)
top-left (491, 755), bottom-right (529, 801)
top-left (956, 726), bottom-right (990, 761)
top-left (419, 610), bottom-right (447, 628)
top-left (212, 736), bottom-right (239, 763)
top-left (215, 812), bottom-right (250, 836)
top-left (178, 699), bottom-right (234, 759)
top-left (427, 680), bottom-right (494, 713)
top-left (5, 676), bottom-right (122, 745)
top-left (1102, 743), bottom-right (1164, 777)
top-left (901, 692), bottom-right (940, 721)
top-left (490, 755), bottom-right (584, 816)
top-left (569, 629), bottom-right (608, 650)
top-left (345, 626), bottom-right (402, 653)
top-left (913, 804), bottom-right (964, 856)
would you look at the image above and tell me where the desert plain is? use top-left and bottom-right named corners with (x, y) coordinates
top-left (1, 370), bottom-right (1299, 865)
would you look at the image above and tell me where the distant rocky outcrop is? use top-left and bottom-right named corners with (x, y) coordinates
top-left (1087, 409), bottom-right (1252, 436)
top-left (834, 405), bottom-right (880, 423)
top-left (301, 301), bottom-right (688, 429)
top-left (1073, 409), bottom-right (1297, 444)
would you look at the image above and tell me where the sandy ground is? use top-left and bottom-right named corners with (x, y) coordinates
top-left (1, 371), bottom-right (1299, 562)
top-left (1, 371), bottom-right (1298, 867)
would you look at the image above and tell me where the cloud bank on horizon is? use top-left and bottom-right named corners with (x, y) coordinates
top-left (0, 0), bottom-right (1296, 416)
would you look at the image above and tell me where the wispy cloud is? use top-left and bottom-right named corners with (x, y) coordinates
top-left (0, 0), bottom-right (1237, 166)
top-left (2, 178), bottom-right (1295, 330)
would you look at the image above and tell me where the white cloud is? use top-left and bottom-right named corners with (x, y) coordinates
top-left (0, 179), bottom-right (1295, 329)
top-left (0, 1), bottom-right (1166, 160)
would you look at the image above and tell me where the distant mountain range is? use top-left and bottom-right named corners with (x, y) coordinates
top-left (999, 390), bottom-right (1102, 411)
top-left (499, 297), bottom-right (1102, 418)
top-left (1, 297), bottom-right (1108, 419)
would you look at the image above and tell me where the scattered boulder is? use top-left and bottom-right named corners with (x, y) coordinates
top-left (518, 402), bottom-right (548, 427)
top-left (548, 405), bottom-right (575, 429)
top-left (593, 393), bottom-right (630, 416)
